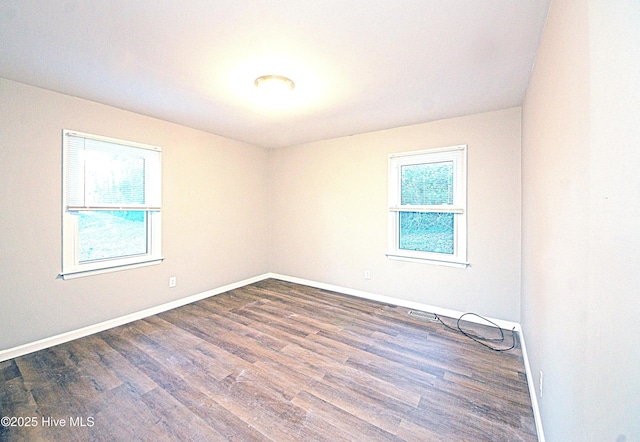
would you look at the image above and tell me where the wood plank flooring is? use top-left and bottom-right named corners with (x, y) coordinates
top-left (0, 279), bottom-right (537, 441)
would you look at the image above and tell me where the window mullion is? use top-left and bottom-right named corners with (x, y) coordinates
top-left (389, 205), bottom-right (464, 214)
top-left (67, 205), bottom-right (162, 211)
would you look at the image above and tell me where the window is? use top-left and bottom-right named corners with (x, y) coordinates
top-left (61, 130), bottom-right (162, 279)
top-left (388, 145), bottom-right (467, 267)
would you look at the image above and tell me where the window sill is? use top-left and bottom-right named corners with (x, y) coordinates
top-left (60, 258), bottom-right (164, 280)
top-left (386, 253), bottom-right (469, 268)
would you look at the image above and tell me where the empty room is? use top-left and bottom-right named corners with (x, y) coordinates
top-left (0, 1), bottom-right (638, 441)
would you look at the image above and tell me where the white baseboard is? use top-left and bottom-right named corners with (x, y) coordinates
top-left (517, 328), bottom-right (546, 442)
top-left (268, 272), bottom-right (521, 331)
top-left (0, 273), bottom-right (271, 362)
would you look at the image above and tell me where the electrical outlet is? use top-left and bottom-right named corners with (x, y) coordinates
top-left (539, 370), bottom-right (544, 398)
top-left (169, 276), bottom-right (177, 288)
top-left (364, 270), bottom-right (371, 280)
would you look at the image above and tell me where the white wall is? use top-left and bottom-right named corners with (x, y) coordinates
top-left (521, 0), bottom-right (590, 439)
top-left (269, 108), bottom-right (522, 322)
top-left (522, 0), bottom-right (640, 440)
top-left (585, 1), bottom-right (640, 439)
top-left (0, 78), bottom-right (270, 351)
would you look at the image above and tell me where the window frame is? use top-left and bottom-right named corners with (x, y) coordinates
top-left (387, 145), bottom-right (468, 267)
top-left (61, 130), bottom-right (163, 279)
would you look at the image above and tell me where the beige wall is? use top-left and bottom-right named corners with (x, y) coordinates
top-left (269, 108), bottom-right (522, 322)
top-left (522, 0), bottom-right (640, 440)
top-left (0, 78), bottom-right (270, 350)
top-left (0, 80), bottom-right (521, 350)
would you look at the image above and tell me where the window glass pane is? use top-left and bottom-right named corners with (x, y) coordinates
top-left (84, 149), bottom-right (146, 205)
top-left (78, 211), bottom-right (147, 262)
top-left (401, 161), bottom-right (453, 205)
top-left (399, 212), bottom-right (454, 254)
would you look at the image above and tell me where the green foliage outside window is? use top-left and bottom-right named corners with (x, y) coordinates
top-left (399, 161), bottom-right (455, 254)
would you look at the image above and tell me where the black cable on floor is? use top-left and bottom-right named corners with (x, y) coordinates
top-left (435, 312), bottom-right (516, 352)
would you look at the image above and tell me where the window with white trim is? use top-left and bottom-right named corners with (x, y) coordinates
top-left (388, 145), bottom-right (467, 267)
top-left (61, 130), bottom-right (162, 279)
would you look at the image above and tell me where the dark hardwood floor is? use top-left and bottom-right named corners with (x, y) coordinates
top-left (0, 279), bottom-right (537, 441)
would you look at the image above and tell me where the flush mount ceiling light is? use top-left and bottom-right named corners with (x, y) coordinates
top-left (254, 74), bottom-right (295, 93)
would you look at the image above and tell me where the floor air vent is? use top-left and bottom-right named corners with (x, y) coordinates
top-left (407, 310), bottom-right (438, 321)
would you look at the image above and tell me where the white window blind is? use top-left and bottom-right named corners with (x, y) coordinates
top-left (65, 133), bottom-right (161, 210)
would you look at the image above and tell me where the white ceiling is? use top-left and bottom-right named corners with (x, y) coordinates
top-left (0, 0), bottom-right (550, 148)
